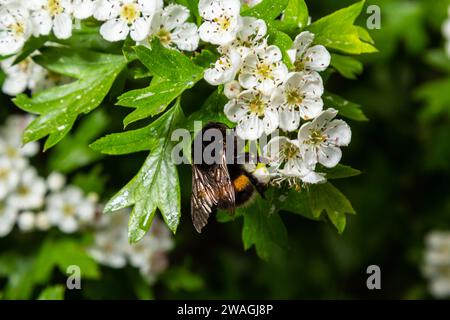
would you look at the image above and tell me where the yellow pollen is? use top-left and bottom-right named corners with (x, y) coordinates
top-left (248, 96), bottom-right (265, 116)
top-left (282, 144), bottom-right (300, 160)
top-left (121, 3), bottom-right (140, 24)
top-left (309, 130), bottom-right (327, 145)
top-left (63, 204), bottom-right (76, 217)
top-left (256, 62), bottom-right (272, 79)
top-left (286, 90), bottom-right (303, 105)
top-left (17, 185), bottom-right (29, 196)
top-left (157, 28), bottom-right (172, 46)
top-left (213, 16), bottom-right (231, 30)
top-left (48, 0), bottom-right (63, 16)
top-left (10, 22), bottom-right (25, 36)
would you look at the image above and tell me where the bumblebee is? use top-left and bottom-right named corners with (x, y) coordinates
top-left (190, 122), bottom-right (268, 233)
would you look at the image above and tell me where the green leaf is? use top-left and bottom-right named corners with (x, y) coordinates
top-left (320, 164), bottom-right (362, 179)
top-left (267, 26), bottom-right (294, 68)
top-left (72, 166), bottom-right (107, 195)
top-left (323, 92), bottom-right (368, 121)
top-left (48, 110), bottom-right (108, 173)
top-left (38, 285), bottom-right (65, 300)
top-left (117, 42), bottom-right (204, 126)
top-left (162, 266), bottom-right (205, 292)
top-left (330, 54), bottom-right (363, 80)
top-left (416, 77), bottom-right (450, 120)
top-left (279, 0), bottom-right (309, 34)
top-left (33, 238), bottom-right (100, 284)
top-left (424, 50), bottom-right (450, 73)
top-left (308, 182), bottom-right (356, 234)
top-left (13, 36), bottom-right (49, 64)
top-left (242, 0), bottom-right (289, 21)
top-left (307, 0), bottom-right (377, 54)
top-left (102, 104), bottom-right (184, 240)
top-left (270, 188), bottom-right (317, 221)
top-left (0, 253), bottom-right (35, 299)
top-left (240, 195), bottom-right (288, 261)
top-left (13, 47), bottom-right (127, 149)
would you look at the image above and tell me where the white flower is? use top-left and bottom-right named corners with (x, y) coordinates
top-left (144, 4), bottom-right (199, 51)
top-left (46, 185), bottom-right (96, 233)
top-left (0, 55), bottom-right (48, 96)
top-left (7, 168), bottom-right (46, 210)
top-left (127, 218), bottom-right (173, 282)
top-left (94, 0), bottom-right (162, 42)
top-left (227, 16), bottom-right (267, 57)
top-left (224, 89), bottom-right (278, 140)
top-left (0, 156), bottom-right (19, 200)
top-left (264, 136), bottom-right (325, 187)
top-left (287, 31), bottom-right (331, 72)
top-left (271, 71), bottom-right (324, 131)
top-left (204, 49), bottom-right (241, 85)
top-left (239, 45), bottom-right (288, 95)
top-left (0, 200), bottom-right (18, 237)
top-left (224, 80), bottom-right (242, 99)
top-left (73, 0), bottom-right (96, 19)
top-left (198, 0), bottom-right (242, 46)
top-left (88, 212), bottom-right (129, 268)
top-left (30, 0), bottom-right (74, 39)
top-left (46, 171), bottom-right (66, 192)
top-left (17, 211), bottom-right (35, 232)
top-left (240, 0), bottom-right (262, 8)
top-left (35, 211), bottom-right (51, 231)
top-left (0, 2), bottom-right (32, 55)
top-left (298, 108), bottom-right (351, 168)
top-left (423, 231), bottom-right (450, 299)
top-left (0, 115), bottom-right (39, 165)
top-left (443, 9), bottom-right (450, 56)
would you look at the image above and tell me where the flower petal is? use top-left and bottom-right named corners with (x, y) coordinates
top-left (325, 119), bottom-right (352, 146)
top-left (100, 19), bottom-right (129, 41)
top-left (130, 17), bottom-right (150, 41)
top-left (303, 45), bottom-right (331, 72)
top-left (53, 13), bottom-right (73, 39)
top-left (318, 145), bottom-right (342, 168)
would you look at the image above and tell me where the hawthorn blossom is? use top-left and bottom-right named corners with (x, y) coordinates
top-left (198, 0), bottom-right (242, 46)
top-left (17, 211), bottom-right (35, 232)
top-left (264, 136), bottom-right (325, 187)
top-left (228, 16), bottom-right (267, 57)
top-left (0, 55), bottom-right (48, 96)
top-left (29, 0), bottom-right (74, 39)
top-left (0, 200), bottom-right (18, 237)
top-left (94, 0), bottom-right (163, 42)
top-left (224, 89), bottom-right (278, 140)
top-left (7, 168), bottom-right (47, 210)
top-left (46, 171), bottom-right (66, 192)
top-left (443, 6), bottom-right (450, 56)
top-left (287, 31), bottom-right (331, 73)
top-left (240, 0), bottom-right (262, 8)
top-left (204, 49), bottom-right (241, 85)
top-left (298, 108), bottom-right (351, 169)
top-left (0, 2), bottom-right (32, 55)
top-left (145, 4), bottom-right (199, 51)
top-left (73, 0), bottom-right (96, 19)
top-left (224, 80), bottom-right (242, 99)
top-left (239, 45), bottom-right (288, 95)
top-left (46, 185), bottom-right (96, 233)
top-left (423, 231), bottom-right (450, 298)
top-left (0, 157), bottom-right (19, 200)
top-left (271, 71), bottom-right (324, 132)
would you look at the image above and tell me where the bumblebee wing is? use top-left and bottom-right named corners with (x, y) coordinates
top-left (191, 165), bottom-right (217, 233)
top-left (191, 153), bottom-right (235, 233)
top-left (214, 155), bottom-right (235, 212)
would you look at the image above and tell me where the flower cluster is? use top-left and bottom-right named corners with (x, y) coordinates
top-left (0, 0), bottom-right (199, 57)
top-left (0, 115), bottom-right (98, 235)
top-left (0, 114), bottom-right (174, 282)
top-left (199, 0), bottom-right (351, 189)
top-left (443, 6), bottom-right (450, 56)
top-left (89, 211), bottom-right (173, 282)
top-left (0, 53), bottom-right (70, 95)
top-left (423, 231), bottom-right (450, 299)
